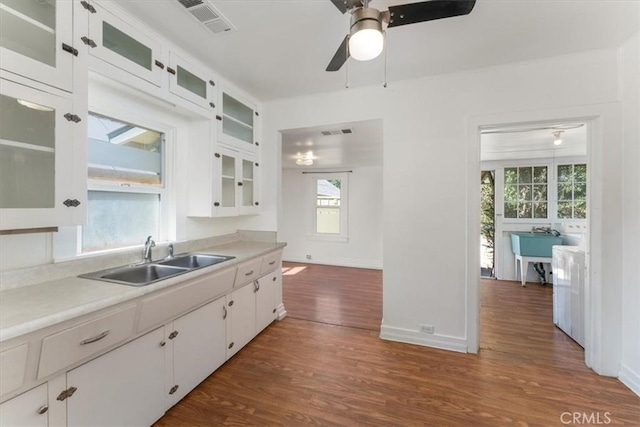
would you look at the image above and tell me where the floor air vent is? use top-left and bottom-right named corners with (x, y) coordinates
top-left (176, 0), bottom-right (235, 35)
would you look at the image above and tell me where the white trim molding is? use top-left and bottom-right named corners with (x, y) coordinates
top-left (283, 255), bottom-right (382, 270)
top-left (379, 325), bottom-right (467, 353)
top-left (619, 364), bottom-right (640, 397)
top-left (276, 303), bottom-right (287, 321)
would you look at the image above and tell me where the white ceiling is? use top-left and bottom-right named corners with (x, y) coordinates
top-left (114, 0), bottom-right (640, 101)
top-left (281, 119), bottom-right (383, 169)
top-left (481, 124), bottom-right (587, 162)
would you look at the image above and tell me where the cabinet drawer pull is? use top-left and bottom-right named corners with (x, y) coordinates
top-left (80, 330), bottom-right (110, 345)
top-left (223, 306), bottom-right (227, 320)
top-left (168, 331), bottom-right (179, 340)
top-left (268, 261), bottom-right (275, 265)
top-left (228, 342), bottom-right (234, 349)
top-left (37, 405), bottom-right (49, 415)
top-left (167, 67), bottom-right (176, 75)
top-left (155, 60), bottom-right (165, 69)
top-left (245, 270), bottom-right (254, 276)
top-left (253, 281), bottom-right (260, 293)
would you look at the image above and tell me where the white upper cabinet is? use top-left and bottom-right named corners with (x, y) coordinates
top-left (217, 89), bottom-right (259, 154)
top-left (0, 78), bottom-right (84, 230)
top-left (88, 1), bottom-right (164, 87)
top-left (168, 51), bottom-right (216, 110)
top-left (238, 157), bottom-right (260, 215)
top-left (0, 0), bottom-right (74, 91)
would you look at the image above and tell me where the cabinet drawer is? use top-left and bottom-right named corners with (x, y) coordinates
top-left (38, 305), bottom-right (136, 379)
top-left (138, 267), bottom-right (236, 332)
top-left (260, 251), bottom-right (282, 274)
top-left (234, 258), bottom-right (262, 288)
top-left (0, 343), bottom-right (28, 396)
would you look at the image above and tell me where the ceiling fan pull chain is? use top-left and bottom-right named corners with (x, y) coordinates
top-left (383, 31), bottom-right (388, 88)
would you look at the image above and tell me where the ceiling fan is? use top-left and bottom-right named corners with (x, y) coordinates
top-left (326, 0), bottom-right (476, 71)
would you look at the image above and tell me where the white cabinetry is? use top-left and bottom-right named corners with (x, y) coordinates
top-left (226, 282), bottom-right (256, 358)
top-left (166, 297), bottom-right (227, 406)
top-left (168, 51), bottom-right (216, 111)
top-left (188, 145), bottom-right (260, 218)
top-left (256, 269), bottom-right (280, 334)
top-left (0, 0), bottom-right (74, 91)
top-left (217, 89), bottom-right (259, 154)
top-left (88, 1), bottom-right (164, 87)
top-left (0, 78), bottom-right (85, 230)
top-left (0, 383), bottom-right (49, 427)
top-left (65, 327), bottom-right (166, 427)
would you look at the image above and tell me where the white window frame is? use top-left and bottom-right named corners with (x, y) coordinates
top-left (80, 108), bottom-right (175, 255)
top-left (309, 173), bottom-right (349, 243)
top-left (501, 163), bottom-right (551, 222)
top-left (556, 162), bottom-right (588, 220)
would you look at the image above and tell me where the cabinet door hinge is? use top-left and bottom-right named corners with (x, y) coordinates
top-left (167, 67), bottom-right (176, 75)
top-left (215, 115), bottom-right (222, 121)
top-left (168, 330), bottom-right (179, 340)
top-left (209, 102), bottom-right (215, 109)
top-left (64, 113), bottom-right (82, 123)
top-left (63, 199), bottom-right (81, 207)
top-left (81, 36), bottom-right (97, 48)
top-left (61, 43), bottom-right (78, 56)
top-left (56, 387), bottom-right (78, 401)
top-left (80, 1), bottom-right (97, 13)
top-left (154, 60), bottom-right (165, 69)
top-left (168, 385), bottom-right (179, 395)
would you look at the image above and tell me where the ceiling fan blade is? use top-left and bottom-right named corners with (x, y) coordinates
top-left (329, 0), bottom-right (364, 14)
top-left (326, 35), bottom-right (350, 72)
top-left (387, 0), bottom-right (476, 28)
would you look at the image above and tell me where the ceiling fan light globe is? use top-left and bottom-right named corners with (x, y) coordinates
top-left (349, 27), bottom-right (384, 61)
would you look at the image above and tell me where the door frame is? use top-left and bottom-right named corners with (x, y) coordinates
top-left (465, 103), bottom-right (622, 377)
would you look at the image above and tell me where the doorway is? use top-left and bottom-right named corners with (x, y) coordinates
top-left (477, 121), bottom-right (589, 360)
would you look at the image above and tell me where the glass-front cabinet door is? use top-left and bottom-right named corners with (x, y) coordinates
top-left (89, 2), bottom-right (164, 87)
top-left (168, 52), bottom-right (216, 110)
top-left (0, 0), bottom-right (73, 91)
top-left (212, 148), bottom-right (238, 217)
top-left (239, 158), bottom-right (259, 215)
top-left (0, 78), bottom-right (80, 230)
top-left (217, 91), bottom-right (258, 154)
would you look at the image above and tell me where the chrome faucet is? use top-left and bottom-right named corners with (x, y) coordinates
top-left (167, 243), bottom-right (174, 259)
top-left (143, 236), bottom-right (156, 263)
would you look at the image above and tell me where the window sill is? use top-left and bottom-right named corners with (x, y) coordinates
top-left (307, 234), bottom-right (349, 243)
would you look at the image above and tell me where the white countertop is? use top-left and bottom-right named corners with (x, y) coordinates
top-left (0, 240), bottom-right (285, 343)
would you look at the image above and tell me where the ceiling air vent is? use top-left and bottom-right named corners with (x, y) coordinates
top-left (176, 0), bottom-right (235, 35)
top-left (321, 128), bottom-right (354, 136)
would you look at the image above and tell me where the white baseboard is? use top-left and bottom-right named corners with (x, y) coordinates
top-left (283, 255), bottom-right (382, 270)
top-left (619, 364), bottom-right (640, 397)
top-left (379, 325), bottom-right (467, 353)
top-left (276, 303), bottom-right (287, 321)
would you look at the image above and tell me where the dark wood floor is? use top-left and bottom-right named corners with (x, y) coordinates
top-left (281, 262), bottom-right (382, 331)
top-left (154, 268), bottom-right (640, 426)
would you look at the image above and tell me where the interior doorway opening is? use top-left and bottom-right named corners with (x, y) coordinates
top-left (478, 121), bottom-right (589, 361)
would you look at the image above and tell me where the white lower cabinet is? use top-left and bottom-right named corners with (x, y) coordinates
top-left (256, 269), bottom-right (280, 334)
top-left (227, 269), bottom-right (281, 358)
top-left (65, 327), bottom-right (166, 427)
top-left (0, 383), bottom-right (48, 427)
top-left (226, 283), bottom-right (256, 359)
top-left (167, 297), bottom-right (227, 406)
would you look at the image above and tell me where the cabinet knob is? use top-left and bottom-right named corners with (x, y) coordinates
top-left (160, 341), bottom-right (166, 347)
top-left (37, 405), bottom-right (49, 415)
top-left (215, 153), bottom-right (221, 158)
top-left (209, 102), bottom-right (215, 109)
top-left (255, 142), bottom-right (259, 146)
top-left (255, 111), bottom-right (259, 116)
top-left (255, 202), bottom-right (259, 206)
top-left (209, 80), bottom-right (215, 86)
top-left (238, 182), bottom-right (243, 186)
top-left (272, 308), bottom-right (276, 314)
top-left (228, 300), bottom-right (234, 306)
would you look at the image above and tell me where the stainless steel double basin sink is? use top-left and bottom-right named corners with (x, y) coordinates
top-left (80, 254), bottom-right (235, 287)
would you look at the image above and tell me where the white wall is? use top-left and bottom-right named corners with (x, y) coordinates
top-left (280, 166), bottom-right (383, 269)
top-left (619, 32), bottom-right (640, 396)
top-left (263, 48), bottom-right (627, 358)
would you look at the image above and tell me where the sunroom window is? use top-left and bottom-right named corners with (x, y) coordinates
top-left (557, 164), bottom-right (587, 219)
top-left (503, 166), bottom-right (548, 219)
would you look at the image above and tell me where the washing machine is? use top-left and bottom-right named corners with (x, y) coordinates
top-left (552, 245), bottom-right (586, 347)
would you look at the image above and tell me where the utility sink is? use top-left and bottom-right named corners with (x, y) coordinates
top-left (80, 253), bottom-right (235, 287)
top-left (510, 233), bottom-right (563, 258)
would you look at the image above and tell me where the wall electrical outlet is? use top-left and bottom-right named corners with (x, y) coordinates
top-left (419, 324), bottom-right (435, 334)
